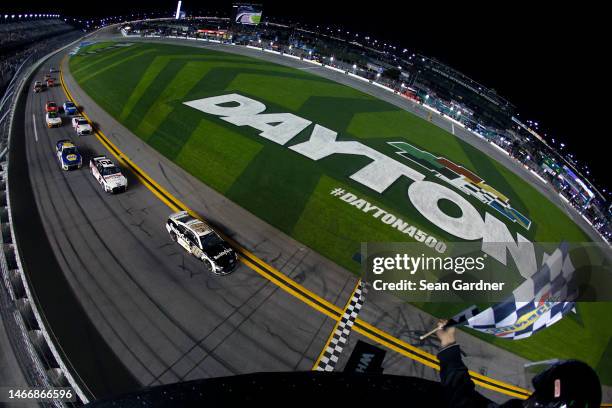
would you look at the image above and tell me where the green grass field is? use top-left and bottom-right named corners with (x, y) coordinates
top-left (69, 41), bottom-right (611, 383)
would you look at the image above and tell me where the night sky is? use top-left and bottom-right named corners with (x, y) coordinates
top-left (6, 1), bottom-right (608, 193)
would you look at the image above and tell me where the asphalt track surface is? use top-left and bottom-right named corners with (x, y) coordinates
top-left (17, 46), bottom-right (357, 401)
top-left (11, 27), bottom-right (611, 404)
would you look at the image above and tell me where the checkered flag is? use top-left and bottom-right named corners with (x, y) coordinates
top-left (457, 243), bottom-right (577, 340)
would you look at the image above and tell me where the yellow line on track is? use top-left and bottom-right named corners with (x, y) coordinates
top-left (59, 56), bottom-right (534, 400)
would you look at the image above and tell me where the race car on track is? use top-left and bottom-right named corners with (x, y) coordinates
top-left (89, 156), bottom-right (128, 194)
top-left (55, 140), bottom-right (82, 171)
top-left (71, 116), bottom-right (92, 135)
top-left (63, 101), bottom-right (77, 115)
top-left (45, 101), bottom-right (58, 113)
top-left (166, 211), bottom-right (238, 275)
top-left (46, 78), bottom-right (54, 87)
top-left (45, 111), bottom-right (62, 128)
top-left (33, 81), bottom-right (43, 93)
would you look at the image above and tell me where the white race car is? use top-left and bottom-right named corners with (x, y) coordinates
top-left (45, 111), bottom-right (62, 128)
top-left (71, 116), bottom-right (92, 135)
top-left (166, 211), bottom-right (238, 275)
top-left (89, 156), bottom-right (128, 194)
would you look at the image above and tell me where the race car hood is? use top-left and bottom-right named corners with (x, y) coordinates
top-left (65, 106), bottom-right (77, 114)
top-left (103, 173), bottom-right (128, 188)
top-left (78, 123), bottom-right (93, 131)
top-left (62, 152), bottom-right (82, 164)
top-left (47, 117), bottom-right (62, 124)
top-left (209, 243), bottom-right (237, 271)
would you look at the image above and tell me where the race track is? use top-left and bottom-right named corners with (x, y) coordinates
top-left (17, 48), bottom-right (360, 400)
top-left (12, 26), bottom-right (605, 403)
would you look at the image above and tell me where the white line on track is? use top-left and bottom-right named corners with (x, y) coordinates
top-left (32, 113), bottom-right (39, 142)
top-left (0, 109), bottom-right (9, 125)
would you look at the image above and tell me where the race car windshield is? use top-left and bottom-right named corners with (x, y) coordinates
top-left (63, 147), bottom-right (78, 155)
top-left (200, 233), bottom-right (224, 249)
top-left (78, 119), bottom-right (88, 125)
top-left (48, 112), bottom-right (58, 118)
top-left (101, 167), bottom-right (121, 176)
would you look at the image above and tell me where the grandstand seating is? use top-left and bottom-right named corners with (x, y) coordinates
top-left (0, 19), bottom-right (76, 51)
top-left (0, 20), bottom-right (81, 92)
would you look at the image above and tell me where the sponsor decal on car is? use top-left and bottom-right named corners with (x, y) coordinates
top-left (213, 248), bottom-right (233, 259)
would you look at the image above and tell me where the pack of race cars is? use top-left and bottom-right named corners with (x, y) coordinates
top-left (32, 68), bottom-right (237, 275)
top-left (33, 68), bottom-right (57, 93)
top-left (34, 76), bottom-right (128, 194)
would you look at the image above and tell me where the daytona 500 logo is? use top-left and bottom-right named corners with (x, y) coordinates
top-left (184, 94), bottom-right (539, 279)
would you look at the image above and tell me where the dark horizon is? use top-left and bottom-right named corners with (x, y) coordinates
top-left (3, 0), bottom-right (608, 194)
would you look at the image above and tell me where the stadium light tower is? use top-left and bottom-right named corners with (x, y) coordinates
top-left (175, 1), bottom-right (182, 19)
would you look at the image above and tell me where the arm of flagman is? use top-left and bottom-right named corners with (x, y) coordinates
top-left (436, 320), bottom-right (498, 408)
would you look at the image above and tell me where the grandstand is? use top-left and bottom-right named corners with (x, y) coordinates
top-left (404, 56), bottom-right (516, 130)
top-left (0, 18), bottom-right (76, 51)
top-left (0, 18), bottom-right (81, 93)
top-left (0, 17), bottom-right (82, 162)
